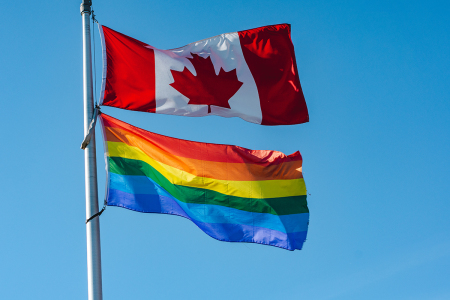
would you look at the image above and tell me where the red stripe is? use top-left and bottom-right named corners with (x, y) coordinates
top-left (238, 24), bottom-right (309, 125)
top-left (102, 26), bottom-right (156, 112)
top-left (101, 114), bottom-right (302, 165)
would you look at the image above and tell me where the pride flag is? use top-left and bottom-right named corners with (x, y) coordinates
top-left (100, 114), bottom-right (309, 250)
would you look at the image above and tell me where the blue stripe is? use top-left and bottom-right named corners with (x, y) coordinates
top-left (108, 188), bottom-right (309, 233)
top-left (110, 172), bottom-right (161, 195)
top-left (107, 189), bottom-right (307, 251)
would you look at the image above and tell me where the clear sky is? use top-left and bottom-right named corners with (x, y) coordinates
top-left (1, 0), bottom-right (449, 299)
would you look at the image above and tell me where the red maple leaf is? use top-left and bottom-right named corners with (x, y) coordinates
top-left (170, 53), bottom-right (243, 113)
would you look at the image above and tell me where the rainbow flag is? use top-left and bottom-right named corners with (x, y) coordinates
top-left (100, 114), bottom-right (309, 250)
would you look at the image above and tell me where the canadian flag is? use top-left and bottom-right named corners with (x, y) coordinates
top-left (99, 24), bottom-right (308, 125)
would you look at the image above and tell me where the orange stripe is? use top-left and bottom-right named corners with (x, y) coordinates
top-left (101, 113), bottom-right (302, 165)
top-left (104, 126), bottom-right (303, 181)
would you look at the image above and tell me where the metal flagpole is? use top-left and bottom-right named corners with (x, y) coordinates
top-left (80, 1), bottom-right (103, 299)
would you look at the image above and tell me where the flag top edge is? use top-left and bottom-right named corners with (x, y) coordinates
top-left (168, 23), bottom-right (291, 51)
top-left (100, 113), bottom-right (302, 162)
top-left (100, 23), bottom-right (291, 51)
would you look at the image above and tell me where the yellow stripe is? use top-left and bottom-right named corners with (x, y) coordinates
top-left (107, 141), bottom-right (307, 199)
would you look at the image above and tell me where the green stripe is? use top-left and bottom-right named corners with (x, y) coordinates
top-left (108, 157), bottom-right (308, 216)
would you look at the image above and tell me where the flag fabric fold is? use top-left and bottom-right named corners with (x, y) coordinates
top-left (99, 24), bottom-right (308, 125)
top-left (100, 113), bottom-right (309, 250)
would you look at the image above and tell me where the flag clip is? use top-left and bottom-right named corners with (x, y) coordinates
top-left (86, 199), bottom-right (107, 224)
top-left (80, 105), bottom-right (101, 150)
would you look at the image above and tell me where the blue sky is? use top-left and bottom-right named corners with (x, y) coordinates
top-left (1, 0), bottom-right (449, 299)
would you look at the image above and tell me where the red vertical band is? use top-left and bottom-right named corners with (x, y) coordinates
top-left (238, 24), bottom-right (309, 125)
top-left (102, 26), bottom-right (156, 113)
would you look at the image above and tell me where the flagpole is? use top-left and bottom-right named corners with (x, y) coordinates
top-left (80, 1), bottom-right (103, 299)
